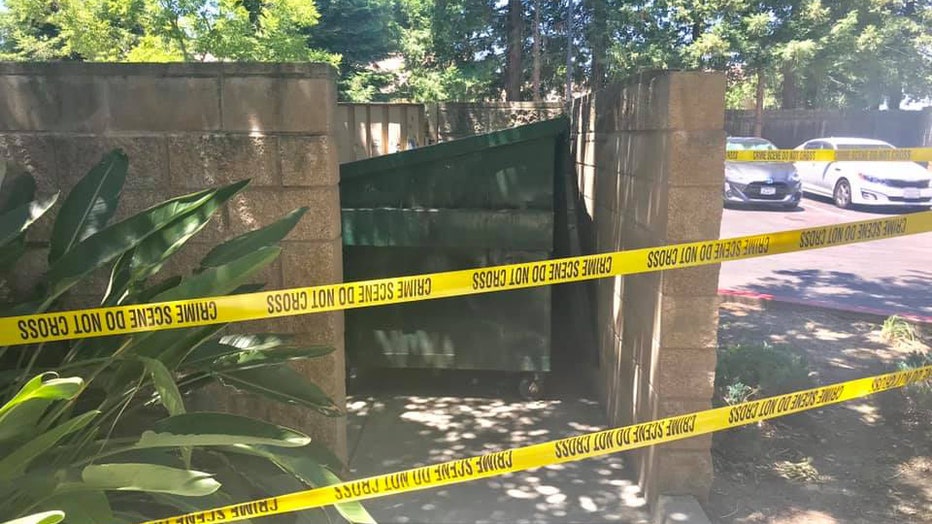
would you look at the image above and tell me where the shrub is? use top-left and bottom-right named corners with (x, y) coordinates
top-left (714, 342), bottom-right (812, 406)
top-left (0, 152), bottom-right (372, 523)
top-left (897, 349), bottom-right (932, 402)
top-left (882, 315), bottom-right (921, 345)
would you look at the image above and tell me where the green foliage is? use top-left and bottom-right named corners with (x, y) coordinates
top-left (715, 342), bottom-right (813, 405)
top-left (0, 150), bottom-right (373, 523)
top-left (0, 0), bottom-right (340, 64)
top-left (1, 0), bottom-right (927, 106)
top-left (882, 315), bottom-right (922, 345)
top-left (896, 349), bottom-right (932, 403)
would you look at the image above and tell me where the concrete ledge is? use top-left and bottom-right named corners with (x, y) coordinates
top-left (651, 495), bottom-right (712, 524)
top-left (0, 61), bottom-right (336, 78)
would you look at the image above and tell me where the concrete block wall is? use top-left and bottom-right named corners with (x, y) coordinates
top-left (571, 71), bottom-right (726, 503)
top-left (0, 62), bottom-right (347, 459)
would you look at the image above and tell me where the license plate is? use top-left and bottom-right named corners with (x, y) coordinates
top-left (904, 188), bottom-right (920, 199)
top-left (760, 186), bottom-right (776, 195)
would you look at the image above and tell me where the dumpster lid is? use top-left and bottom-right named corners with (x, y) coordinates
top-left (340, 116), bottom-right (569, 182)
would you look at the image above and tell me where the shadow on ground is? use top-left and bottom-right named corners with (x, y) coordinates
top-left (741, 268), bottom-right (932, 316)
top-left (345, 367), bottom-right (650, 524)
top-left (710, 302), bottom-right (931, 523)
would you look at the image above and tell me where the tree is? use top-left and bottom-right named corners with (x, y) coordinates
top-left (531, 0), bottom-right (541, 100)
top-left (505, 0), bottom-right (523, 100)
top-left (305, 0), bottom-right (398, 100)
top-left (0, 0), bottom-right (338, 64)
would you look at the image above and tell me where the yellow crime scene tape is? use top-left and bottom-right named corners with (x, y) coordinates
top-left (3, 211), bottom-right (932, 346)
top-left (139, 364), bottom-right (932, 524)
top-left (726, 147), bottom-right (932, 163)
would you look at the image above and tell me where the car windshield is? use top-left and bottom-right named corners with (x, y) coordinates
top-left (726, 140), bottom-right (777, 151)
top-left (835, 143), bottom-right (894, 150)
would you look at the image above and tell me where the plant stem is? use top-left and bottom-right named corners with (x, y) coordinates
top-left (17, 342), bottom-right (46, 390)
top-left (36, 337), bottom-right (135, 434)
top-left (61, 339), bottom-right (88, 366)
top-left (65, 370), bottom-right (145, 467)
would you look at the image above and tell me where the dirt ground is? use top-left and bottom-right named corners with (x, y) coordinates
top-left (708, 301), bottom-right (932, 524)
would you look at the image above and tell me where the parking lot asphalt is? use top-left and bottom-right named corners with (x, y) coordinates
top-left (718, 196), bottom-right (932, 316)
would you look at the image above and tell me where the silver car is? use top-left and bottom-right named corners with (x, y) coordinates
top-left (724, 137), bottom-right (803, 209)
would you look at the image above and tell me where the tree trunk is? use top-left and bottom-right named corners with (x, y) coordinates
top-left (532, 0), bottom-right (541, 101)
top-left (887, 85), bottom-right (903, 110)
top-left (781, 61), bottom-right (797, 109)
top-left (754, 69), bottom-right (765, 137)
top-left (506, 0), bottom-right (524, 101)
top-left (589, 0), bottom-right (608, 90)
top-left (565, 0), bottom-right (574, 104)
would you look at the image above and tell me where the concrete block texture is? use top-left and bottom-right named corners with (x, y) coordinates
top-left (667, 73), bottom-right (727, 131)
top-left (221, 76), bottom-right (335, 134)
top-left (227, 187), bottom-right (341, 241)
top-left (651, 495), bottom-right (712, 524)
top-left (651, 450), bottom-right (714, 502)
top-left (576, 70), bottom-right (725, 506)
top-left (668, 130), bottom-right (726, 187)
top-left (0, 62), bottom-right (335, 133)
top-left (658, 295), bottom-right (721, 349)
top-left (107, 76), bottom-right (221, 131)
top-left (0, 75), bottom-right (110, 132)
top-left (0, 62), bottom-right (347, 461)
top-left (168, 134), bottom-right (278, 188)
top-left (0, 134), bottom-right (58, 191)
top-left (280, 135), bottom-right (339, 187)
top-left (57, 136), bottom-right (169, 189)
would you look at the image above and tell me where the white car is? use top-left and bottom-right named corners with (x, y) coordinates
top-left (793, 137), bottom-right (932, 209)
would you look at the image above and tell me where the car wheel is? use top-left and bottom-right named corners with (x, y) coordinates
top-left (833, 179), bottom-right (852, 209)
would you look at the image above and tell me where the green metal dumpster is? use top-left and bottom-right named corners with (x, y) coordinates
top-left (340, 117), bottom-right (569, 397)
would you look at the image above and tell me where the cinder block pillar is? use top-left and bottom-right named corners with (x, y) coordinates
top-left (640, 73), bottom-right (724, 501)
top-left (573, 70), bottom-right (725, 504)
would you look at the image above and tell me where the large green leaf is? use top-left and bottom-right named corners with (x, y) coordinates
top-left (124, 247), bottom-right (281, 369)
top-left (138, 357), bottom-right (185, 417)
top-left (0, 410), bottom-right (99, 479)
top-left (0, 398), bottom-right (52, 443)
top-left (0, 373), bottom-right (83, 417)
top-left (316, 468), bottom-right (377, 524)
top-left (132, 413), bottom-right (310, 449)
top-left (214, 347), bottom-right (336, 374)
top-left (200, 207), bottom-right (308, 269)
top-left (231, 445), bottom-right (370, 524)
top-left (182, 338), bottom-right (333, 373)
top-left (102, 180), bottom-right (246, 306)
top-left (0, 511), bottom-right (64, 524)
top-left (43, 182), bottom-right (246, 304)
top-left (48, 149), bottom-right (128, 264)
top-left (81, 463), bottom-right (220, 496)
top-left (131, 276), bottom-right (183, 304)
top-left (151, 245), bottom-right (279, 304)
top-left (0, 192), bottom-right (59, 248)
top-left (37, 491), bottom-right (112, 524)
top-left (181, 334), bottom-right (296, 369)
top-left (204, 449), bottom-right (330, 524)
top-left (217, 366), bottom-right (342, 417)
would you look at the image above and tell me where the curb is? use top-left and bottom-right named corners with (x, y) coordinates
top-left (718, 289), bottom-right (932, 325)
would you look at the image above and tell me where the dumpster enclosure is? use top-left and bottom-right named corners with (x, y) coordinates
top-left (340, 118), bottom-right (570, 387)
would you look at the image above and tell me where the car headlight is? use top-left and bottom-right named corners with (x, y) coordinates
top-left (789, 171), bottom-right (800, 182)
top-left (858, 173), bottom-right (883, 184)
